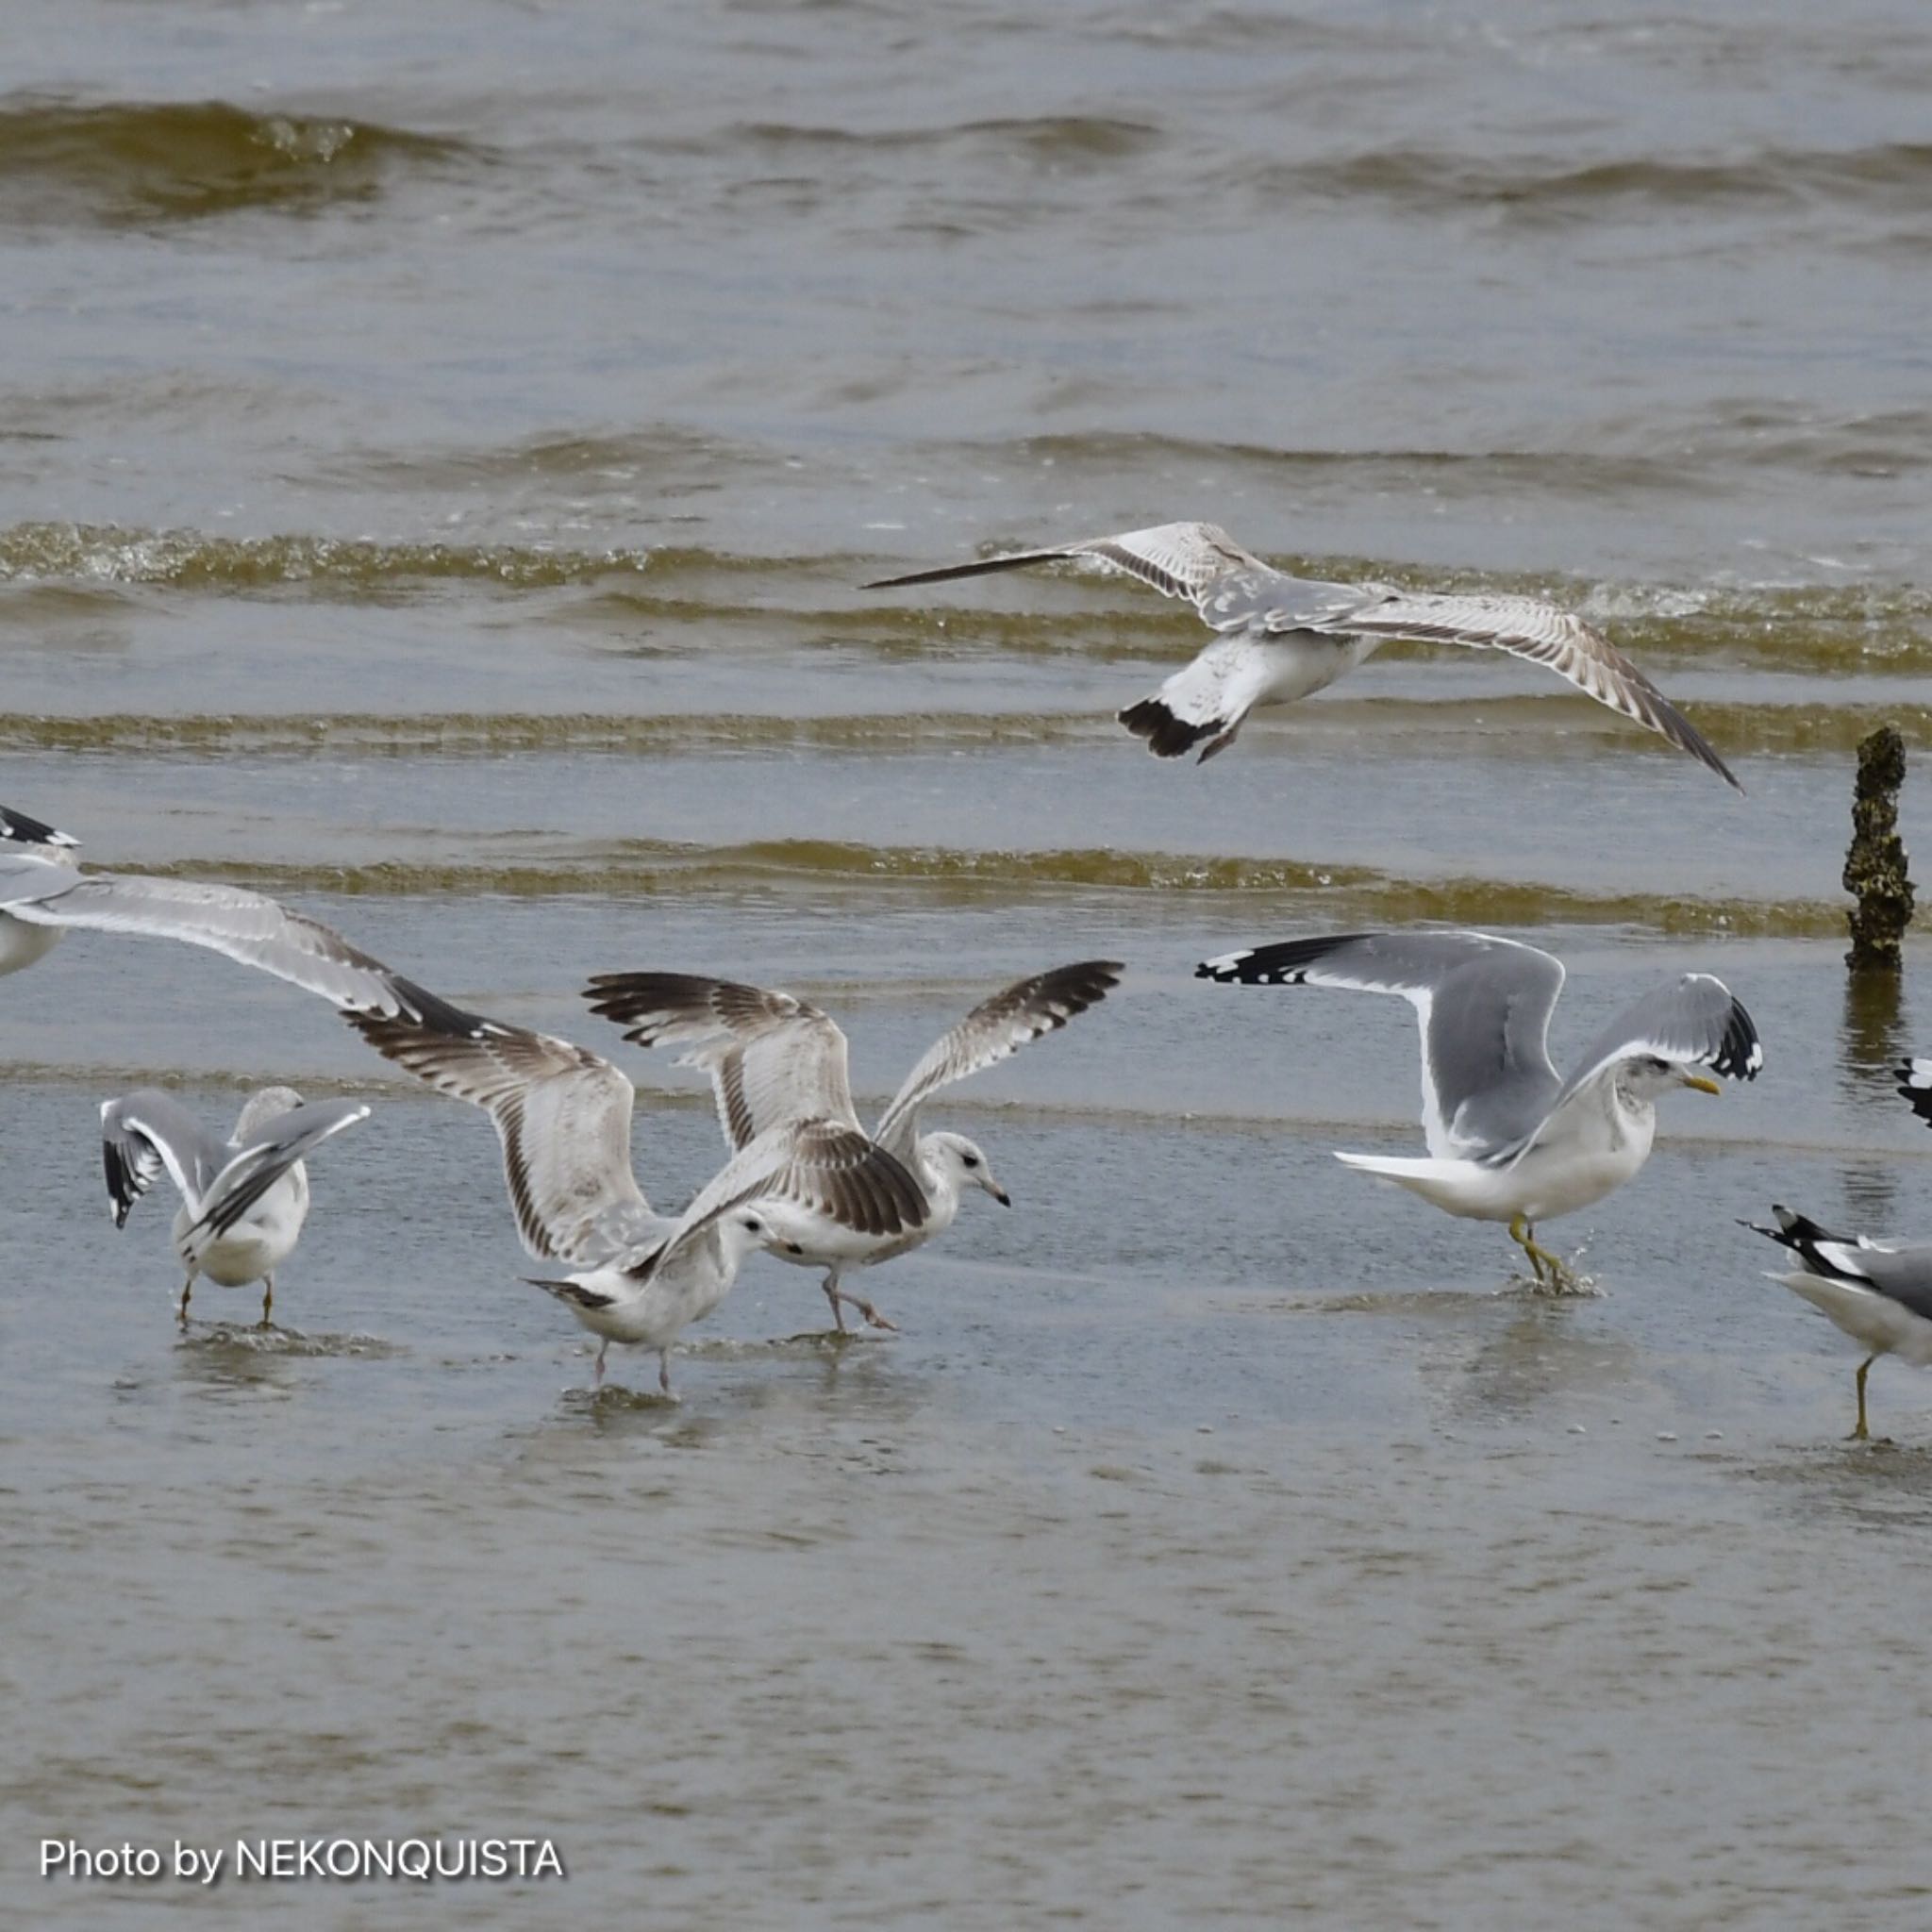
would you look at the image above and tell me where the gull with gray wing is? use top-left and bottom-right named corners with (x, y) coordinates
top-left (1197, 931), bottom-right (1760, 1288)
top-left (345, 979), bottom-right (927, 1391)
top-left (583, 960), bottom-right (1123, 1331)
top-left (1739, 1058), bottom-right (1932, 1439)
top-left (0, 803), bottom-right (424, 1014)
top-left (102, 1085), bottom-right (370, 1324)
top-left (867, 521), bottom-right (1739, 785)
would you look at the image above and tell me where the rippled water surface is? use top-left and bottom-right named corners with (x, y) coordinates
top-left (7, 1), bottom-right (1932, 1924)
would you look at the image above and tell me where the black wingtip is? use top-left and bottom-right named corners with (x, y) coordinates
top-left (1194, 934), bottom-right (1376, 986)
top-left (1118, 697), bottom-right (1221, 760)
top-left (0, 804), bottom-right (79, 848)
top-left (1896, 1058), bottom-right (1932, 1129)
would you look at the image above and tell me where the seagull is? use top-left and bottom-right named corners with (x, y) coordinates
top-left (344, 979), bottom-right (929, 1391)
top-left (1737, 1058), bottom-right (1932, 1438)
top-left (0, 802), bottom-right (420, 1012)
top-left (101, 1085), bottom-right (371, 1324)
top-left (865, 521), bottom-right (1739, 787)
top-left (1196, 931), bottom-right (1761, 1287)
top-left (582, 959), bottom-right (1124, 1331)
top-left (1745, 1208), bottom-right (1932, 1441)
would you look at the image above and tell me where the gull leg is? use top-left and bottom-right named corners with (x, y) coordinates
top-left (593, 1341), bottom-right (608, 1389)
top-left (658, 1350), bottom-right (673, 1396)
top-left (1508, 1213), bottom-right (1548, 1285)
top-left (1852, 1355), bottom-right (1874, 1441)
top-left (822, 1273), bottom-right (848, 1334)
top-left (178, 1278), bottom-right (193, 1325)
top-left (259, 1276), bottom-right (275, 1327)
top-left (846, 1291), bottom-right (898, 1333)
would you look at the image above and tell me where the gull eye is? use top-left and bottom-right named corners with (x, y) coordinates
top-left (962, 1154), bottom-right (979, 1169)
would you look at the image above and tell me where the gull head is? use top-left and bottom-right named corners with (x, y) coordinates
top-left (728, 1209), bottom-right (805, 1260)
top-left (926, 1131), bottom-right (1009, 1207)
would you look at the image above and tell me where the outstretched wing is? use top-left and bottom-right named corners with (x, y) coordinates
top-left (181, 1099), bottom-right (371, 1268)
top-left (3, 858), bottom-right (417, 1014)
top-left (864, 521), bottom-right (1277, 608)
top-left (347, 979), bottom-right (664, 1264)
top-left (1548, 974), bottom-right (1762, 1121)
top-left (100, 1089), bottom-right (225, 1225)
top-left (1319, 589), bottom-right (1740, 791)
top-left (1196, 930), bottom-right (1567, 1161)
top-left (873, 960), bottom-right (1124, 1163)
top-left (582, 971), bottom-right (859, 1151)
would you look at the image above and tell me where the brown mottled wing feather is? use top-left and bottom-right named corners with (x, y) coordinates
top-left (874, 960), bottom-right (1124, 1162)
top-left (583, 971), bottom-right (858, 1151)
top-left (1323, 590), bottom-right (1740, 791)
top-left (347, 982), bottom-right (661, 1264)
top-left (863, 521), bottom-right (1272, 608)
top-left (650, 1119), bottom-right (929, 1276)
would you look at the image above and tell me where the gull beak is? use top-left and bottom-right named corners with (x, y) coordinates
top-left (991, 1184), bottom-right (1012, 1208)
top-left (1681, 1073), bottom-right (1723, 1096)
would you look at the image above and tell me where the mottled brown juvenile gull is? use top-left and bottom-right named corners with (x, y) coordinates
top-left (583, 959), bottom-right (1123, 1331)
top-left (346, 979), bottom-right (927, 1391)
top-left (1198, 931), bottom-right (1760, 1287)
top-left (866, 521), bottom-right (1739, 786)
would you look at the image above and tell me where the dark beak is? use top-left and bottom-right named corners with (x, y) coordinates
top-left (993, 1187), bottom-right (1012, 1208)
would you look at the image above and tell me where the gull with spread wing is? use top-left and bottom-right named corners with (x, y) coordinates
top-left (866, 522), bottom-right (1739, 786)
top-left (1740, 1058), bottom-right (1932, 1439)
top-left (1198, 931), bottom-right (1760, 1288)
top-left (0, 803), bottom-right (421, 1014)
top-left (345, 980), bottom-right (928, 1391)
top-left (102, 1085), bottom-right (371, 1324)
top-left (582, 960), bottom-right (1123, 1331)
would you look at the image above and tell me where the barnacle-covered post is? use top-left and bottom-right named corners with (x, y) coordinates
top-left (1843, 725), bottom-right (1914, 970)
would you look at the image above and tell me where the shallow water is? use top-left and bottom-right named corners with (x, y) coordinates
top-left (7, 1), bottom-right (1932, 1924)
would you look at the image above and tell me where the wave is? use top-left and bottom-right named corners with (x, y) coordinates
top-left (131, 842), bottom-right (1838, 936)
top-left (0, 701), bottom-right (1921, 760)
top-left (1256, 142), bottom-right (1932, 223)
top-left (0, 95), bottom-right (482, 225)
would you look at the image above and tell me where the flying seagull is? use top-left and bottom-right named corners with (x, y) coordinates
top-left (345, 979), bottom-right (928, 1391)
top-left (1197, 930), bottom-right (1760, 1287)
top-left (0, 803), bottom-right (421, 1014)
top-left (101, 1085), bottom-right (371, 1324)
top-left (583, 960), bottom-right (1123, 1331)
top-left (866, 521), bottom-right (1739, 787)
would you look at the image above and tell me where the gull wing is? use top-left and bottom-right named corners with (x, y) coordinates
top-left (347, 980), bottom-right (665, 1264)
top-left (1541, 974), bottom-right (1761, 1128)
top-left (100, 1090), bottom-right (225, 1225)
top-left (1197, 930), bottom-right (1566, 1161)
top-left (864, 521), bottom-right (1276, 609)
top-left (1746, 1206), bottom-right (1932, 1323)
top-left (2, 858), bottom-right (416, 1013)
top-left (873, 960), bottom-right (1123, 1164)
top-left (582, 971), bottom-right (859, 1151)
top-left (642, 1118), bottom-right (929, 1279)
top-left (180, 1099), bottom-right (371, 1266)
top-left (1318, 589), bottom-right (1740, 790)
top-left (0, 806), bottom-right (79, 851)
top-left (1897, 1058), bottom-right (1932, 1131)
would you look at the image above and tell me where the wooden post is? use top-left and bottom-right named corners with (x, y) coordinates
top-left (1844, 725), bottom-right (1914, 969)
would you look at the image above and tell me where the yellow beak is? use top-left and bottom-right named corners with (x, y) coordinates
top-left (1681, 1073), bottom-right (1723, 1096)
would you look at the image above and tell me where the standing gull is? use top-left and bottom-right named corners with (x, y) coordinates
top-left (866, 521), bottom-right (1739, 786)
top-left (582, 960), bottom-right (1123, 1331)
top-left (102, 1086), bottom-right (371, 1324)
top-left (1739, 1058), bottom-right (1932, 1439)
top-left (1197, 931), bottom-right (1761, 1286)
top-left (0, 803), bottom-right (421, 1013)
top-left (345, 980), bottom-right (927, 1391)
